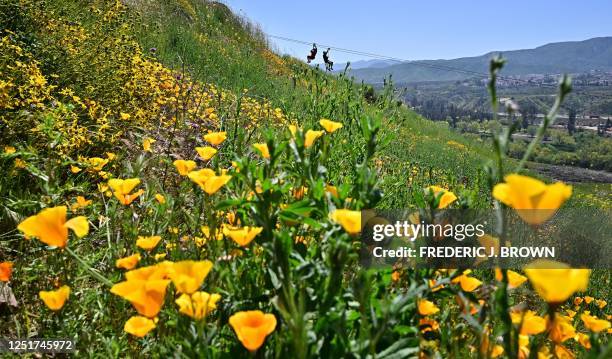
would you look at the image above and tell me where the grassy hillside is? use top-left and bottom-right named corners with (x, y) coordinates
top-left (1, 0), bottom-right (610, 357)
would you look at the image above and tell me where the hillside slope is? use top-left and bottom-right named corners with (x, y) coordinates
top-left (114, 0), bottom-right (499, 205)
top-left (2, 1), bottom-right (611, 357)
top-left (349, 36), bottom-right (612, 83)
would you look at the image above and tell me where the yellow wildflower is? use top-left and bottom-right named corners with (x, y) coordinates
top-left (304, 130), bottom-right (324, 148)
top-left (253, 143), bottom-right (270, 159)
top-left (71, 196), bottom-right (92, 212)
top-left (175, 292), bottom-right (221, 319)
top-left (108, 178), bottom-right (144, 205)
top-left (124, 316), bottom-right (156, 337)
top-left (136, 236), bottom-right (162, 251)
top-left (173, 160), bottom-right (197, 176)
top-left (319, 119), bottom-right (343, 133)
top-left (204, 131), bottom-right (227, 146)
top-left (524, 260), bottom-right (590, 303)
top-left (451, 272), bottom-right (482, 292)
top-left (329, 209), bottom-right (361, 235)
top-left (581, 313), bottom-right (611, 332)
top-left (111, 279), bottom-right (170, 318)
top-left (154, 193), bottom-right (166, 204)
top-left (549, 315), bottom-right (576, 343)
top-left (224, 226), bottom-right (263, 246)
top-left (493, 174), bottom-right (572, 225)
top-left (116, 254), bottom-right (141, 270)
top-left (417, 299), bottom-right (440, 315)
top-left (195, 146), bottom-right (217, 160)
top-left (39, 285), bottom-right (70, 311)
top-left (510, 310), bottom-right (546, 335)
top-left (426, 185), bottom-right (457, 209)
top-left (143, 137), bottom-right (156, 152)
top-left (17, 206), bottom-right (88, 247)
top-left (495, 269), bottom-right (527, 289)
top-left (170, 260), bottom-right (213, 294)
top-left (229, 310), bottom-right (277, 352)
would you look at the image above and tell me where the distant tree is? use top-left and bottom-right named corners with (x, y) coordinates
top-left (519, 101), bottom-right (538, 130)
top-left (567, 107), bottom-right (577, 135)
top-left (527, 125), bottom-right (538, 138)
top-left (521, 113), bottom-right (529, 131)
top-left (485, 120), bottom-right (502, 134)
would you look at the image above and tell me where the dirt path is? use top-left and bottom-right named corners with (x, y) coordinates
top-left (526, 162), bottom-right (612, 183)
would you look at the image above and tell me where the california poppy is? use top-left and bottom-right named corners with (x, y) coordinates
top-left (170, 260), bottom-right (213, 294)
top-left (319, 119), bottom-right (343, 133)
top-left (125, 262), bottom-right (174, 281)
top-left (111, 279), bottom-right (170, 318)
top-left (581, 313), bottom-right (611, 332)
top-left (524, 260), bottom-right (590, 303)
top-left (71, 196), bottom-right (92, 212)
top-left (329, 209), bottom-right (361, 235)
top-left (108, 178), bottom-right (144, 205)
top-left (253, 143), bottom-right (270, 159)
top-left (175, 291), bottom-right (221, 319)
top-left (224, 226), bottom-right (263, 247)
top-left (0, 262), bottom-right (13, 282)
top-left (116, 254), bottom-right (141, 270)
top-left (229, 310), bottom-right (277, 352)
top-left (451, 271), bottom-right (482, 292)
top-left (188, 168), bottom-right (216, 189)
top-left (495, 269), bottom-right (527, 289)
top-left (18, 206), bottom-right (88, 247)
top-left (202, 174), bottom-right (231, 195)
top-left (195, 146), bottom-right (217, 160)
top-left (493, 174), bottom-right (572, 225)
top-left (426, 186), bottom-right (457, 209)
top-left (548, 314), bottom-right (576, 343)
top-left (39, 285), bottom-right (70, 311)
top-left (510, 310), bottom-right (546, 335)
top-left (124, 315), bottom-right (156, 337)
top-left (136, 236), bottom-right (162, 251)
top-left (173, 160), bottom-right (197, 176)
top-left (304, 130), bottom-right (324, 148)
top-left (143, 137), bottom-right (156, 152)
top-left (204, 132), bottom-right (227, 146)
top-left (417, 299), bottom-right (440, 315)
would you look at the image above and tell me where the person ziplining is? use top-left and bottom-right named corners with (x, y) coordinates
top-left (306, 43), bottom-right (317, 63)
top-left (323, 48), bottom-right (333, 71)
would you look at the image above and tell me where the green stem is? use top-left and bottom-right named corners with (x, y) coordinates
top-left (65, 247), bottom-right (113, 287)
top-left (515, 76), bottom-right (570, 173)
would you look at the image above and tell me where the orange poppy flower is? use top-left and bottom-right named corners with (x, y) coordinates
top-left (229, 310), bottom-right (277, 352)
top-left (111, 279), bottom-right (171, 318)
top-left (17, 206), bottom-right (89, 247)
top-left (108, 178), bottom-right (144, 205)
top-left (39, 285), bottom-right (70, 311)
top-left (124, 315), bottom-right (156, 337)
top-left (170, 260), bottom-right (213, 294)
top-left (0, 262), bottom-right (13, 282)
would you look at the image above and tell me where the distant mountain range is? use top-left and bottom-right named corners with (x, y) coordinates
top-left (335, 59), bottom-right (399, 70)
top-left (345, 37), bottom-right (612, 83)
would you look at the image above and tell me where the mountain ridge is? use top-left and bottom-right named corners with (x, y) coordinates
top-left (346, 36), bottom-right (612, 83)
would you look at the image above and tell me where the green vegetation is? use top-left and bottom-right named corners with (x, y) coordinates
top-left (1, 0), bottom-right (610, 358)
top-left (509, 129), bottom-right (612, 171)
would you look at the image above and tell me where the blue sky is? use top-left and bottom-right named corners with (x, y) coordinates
top-left (224, 0), bottom-right (612, 64)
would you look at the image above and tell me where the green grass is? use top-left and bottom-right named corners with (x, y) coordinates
top-left (1, 0), bottom-right (610, 357)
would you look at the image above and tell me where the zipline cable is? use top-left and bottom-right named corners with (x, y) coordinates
top-left (266, 33), bottom-right (612, 99)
